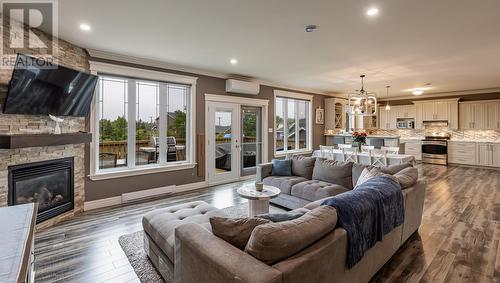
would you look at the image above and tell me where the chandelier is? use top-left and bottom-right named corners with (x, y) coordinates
top-left (347, 75), bottom-right (377, 116)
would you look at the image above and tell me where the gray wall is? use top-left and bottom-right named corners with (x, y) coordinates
top-left (85, 58), bottom-right (329, 201)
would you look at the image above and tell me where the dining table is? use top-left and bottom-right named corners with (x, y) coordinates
top-left (312, 149), bottom-right (416, 165)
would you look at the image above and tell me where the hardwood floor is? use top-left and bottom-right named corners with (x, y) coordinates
top-left (34, 164), bottom-right (500, 283)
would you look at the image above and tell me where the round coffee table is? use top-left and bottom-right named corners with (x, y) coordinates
top-left (237, 185), bottom-right (280, 217)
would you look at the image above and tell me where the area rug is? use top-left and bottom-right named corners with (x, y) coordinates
top-left (118, 202), bottom-right (285, 283)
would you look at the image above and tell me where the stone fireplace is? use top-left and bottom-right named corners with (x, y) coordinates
top-left (0, 16), bottom-right (90, 229)
top-left (9, 157), bottom-right (74, 223)
top-left (0, 116), bottom-right (87, 229)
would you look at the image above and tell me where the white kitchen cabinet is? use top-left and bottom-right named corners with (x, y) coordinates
top-left (415, 103), bottom-right (424, 129)
top-left (476, 143), bottom-right (500, 167)
top-left (492, 144), bottom-right (500, 167)
top-left (448, 141), bottom-right (476, 165)
top-left (459, 103), bottom-right (472, 129)
top-left (325, 98), bottom-right (347, 132)
top-left (486, 101), bottom-right (500, 129)
top-left (422, 102), bottom-right (436, 121)
top-left (405, 105), bottom-right (416, 118)
top-left (491, 143), bottom-right (500, 167)
top-left (389, 109), bottom-right (397, 129)
top-left (378, 105), bottom-right (415, 129)
top-left (477, 143), bottom-right (492, 166)
top-left (378, 107), bottom-right (389, 129)
top-left (402, 139), bottom-right (422, 161)
top-left (472, 104), bottom-right (486, 129)
top-left (435, 101), bottom-right (449, 120)
top-left (394, 105), bottom-right (415, 118)
top-left (414, 99), bottom-right (459, 129)
top-left (459, 102), bottom-right (491, 130)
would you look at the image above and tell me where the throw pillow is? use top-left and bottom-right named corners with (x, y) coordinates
top-left (257, 211), bottom-right (305, 222)
top-left (291, 156), bottom-right (316, 179)
top-left (312, 158), bottom-right (353, 189)
top-left (209, 217), bottom-right (271, 250)
top-left (393, 167), bottom-right (418, 189)
top-left (351, 163), bottom-right (372, 187)
top-left (356, 167), bottom-right (387, 186)
top-left (245, 206), bottom-right (337, 264)
top-left (271, 159), bottom-right (292, 176)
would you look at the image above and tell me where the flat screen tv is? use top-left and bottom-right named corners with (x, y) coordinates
top-left (3, 54), bottom-right (98, 117)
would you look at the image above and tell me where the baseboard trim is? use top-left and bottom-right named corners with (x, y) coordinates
top-left (84, 181), bottom-right (209, 211)
top-left (207, 174), bottom-right (255, 187)
top-left (84, 196), bottom-right (122, 211)
top-left (121, 185), bottom-right (176, 203)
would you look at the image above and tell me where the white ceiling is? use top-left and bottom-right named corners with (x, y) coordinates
top-left (55, 0), bottom-right (500, 97)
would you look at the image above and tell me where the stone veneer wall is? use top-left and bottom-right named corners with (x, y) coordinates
top-left (0, 17), bottom-right (90, 229)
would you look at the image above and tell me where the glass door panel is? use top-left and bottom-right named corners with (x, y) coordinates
top-left (241, 106), bottom-right (262, 175)
top-left (207, 102), bottom-right (240, 184)
top-left (215, 110), bottom-right (233, 174)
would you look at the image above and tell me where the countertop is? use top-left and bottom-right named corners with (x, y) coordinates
top-left (400, 137), bottom-right (500, 143)
top-left (448, 139), bottom-right (500, 143)
top-left (0, 203), bottom-right (36, 283)
top-left (325, 134), bottom-right (400, 139)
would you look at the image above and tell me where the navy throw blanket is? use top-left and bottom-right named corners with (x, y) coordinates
top-left (321, 176), bottom-right (404, 268)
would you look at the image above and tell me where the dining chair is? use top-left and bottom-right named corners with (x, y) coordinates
top-left (319, 145), bottom-right (335, 159)
top-left (342, 147), bottom-right (358, 163)
top-left (338, 144), bottom-right (352, 149)
top-left (368, 146), bottom-right (388, 166)
top-left (361, 145), bottom-right (374, 153)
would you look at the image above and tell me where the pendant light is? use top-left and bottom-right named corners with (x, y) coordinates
top-left (347, 75), bottom-right (377, 116)
top-left (385, 86), bottom-right (391, 111)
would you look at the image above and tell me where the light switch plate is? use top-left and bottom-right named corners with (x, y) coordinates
top-left (268, 128), bottom-right (273, 133)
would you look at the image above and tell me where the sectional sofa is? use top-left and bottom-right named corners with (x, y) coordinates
top-left (143, 156), bottom-right (425, 283)
top-left (258, 156), bottom-right (418, 210)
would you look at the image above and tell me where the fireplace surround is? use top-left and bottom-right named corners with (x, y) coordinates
top-left (8, 157), bottom-right (74, 223)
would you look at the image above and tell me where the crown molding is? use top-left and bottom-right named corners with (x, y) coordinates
top-left (379, 88), bottom-right (500, 101)
top-left (87, 49), bottom-right (227, 78)
top-left (86, 49), bottom-right (334, 97)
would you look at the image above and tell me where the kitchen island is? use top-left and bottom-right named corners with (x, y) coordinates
top-left (325, 134), bottom-right (401, 148)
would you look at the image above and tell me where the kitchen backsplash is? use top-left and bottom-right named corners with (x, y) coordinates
top-left (371, 129), bottom-right (500, 141)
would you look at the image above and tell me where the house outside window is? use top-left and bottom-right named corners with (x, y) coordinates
top-left (89, 62), bottom-right (197, 179)
top-left (274, 90), bottom-right (312, 155)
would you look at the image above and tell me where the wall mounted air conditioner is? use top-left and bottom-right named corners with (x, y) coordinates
top-left (225, 79), bottom-right (260, 95)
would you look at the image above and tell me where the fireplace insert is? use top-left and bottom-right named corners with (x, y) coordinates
top-left (8, 157), bottom-right (74, 223)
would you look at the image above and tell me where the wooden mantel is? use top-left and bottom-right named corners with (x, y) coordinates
top-left (0, 132), bottom-right (92, 149)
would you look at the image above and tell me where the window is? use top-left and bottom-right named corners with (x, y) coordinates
top-left (92, 64), bottom-right (196, 178)
top-left (275, 93), bottom-right (311, 154)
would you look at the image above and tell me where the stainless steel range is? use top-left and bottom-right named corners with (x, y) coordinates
top-left (421, 135), bottom-right (450, 165)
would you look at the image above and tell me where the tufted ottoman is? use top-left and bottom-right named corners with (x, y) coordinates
top-left (142, 201), bottom-right (226, 282)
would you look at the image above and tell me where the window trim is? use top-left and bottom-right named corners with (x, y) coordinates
top-left (89, 61), bottom-right (198, 180)
top-left (273, 90), bottom-right (313, 157)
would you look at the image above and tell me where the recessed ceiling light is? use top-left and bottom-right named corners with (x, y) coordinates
top-left (366, 8), bottom-right (379, 16)
top-left (412, 89), bottom-right (424, 95)
top-left (230, 58), bottom-right (238, 65)
top-left (79, 23), bottom-right (91, 31)
top-left (305, 25), bottom-right (318, 32)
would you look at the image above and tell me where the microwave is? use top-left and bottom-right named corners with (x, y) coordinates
top-left (396, 118), bottom-right (415, 129)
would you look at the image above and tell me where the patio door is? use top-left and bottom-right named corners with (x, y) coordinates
top-left (207, 102), bottom-right (241, 184)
